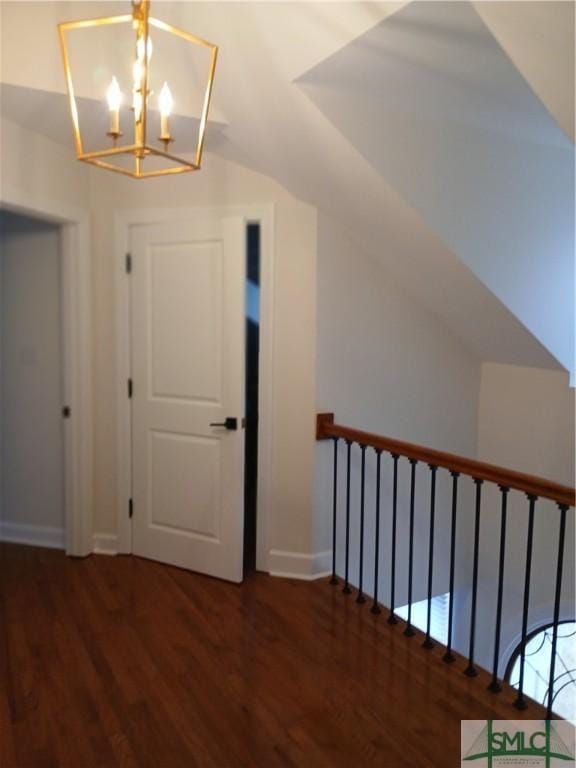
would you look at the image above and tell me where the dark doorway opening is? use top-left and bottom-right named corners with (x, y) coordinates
top-left (243, 223), bottom-right (260, 574)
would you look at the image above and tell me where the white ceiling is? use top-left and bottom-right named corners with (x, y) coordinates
top-left (475, 1), bottom-right (575, 143)
top-left (298, 0), bottom-right (574, 373)
top-left (298, 1), bottom-right (570, 148)
top-left (0, 0), bottom-right (573, 373)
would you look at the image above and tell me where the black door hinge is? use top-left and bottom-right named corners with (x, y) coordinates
top-left (128, 378), bottom-right (133, 398)
top-left (129, 498), bottom-right (134, 519)
top-left (125, 253), bottom-right (132, 274)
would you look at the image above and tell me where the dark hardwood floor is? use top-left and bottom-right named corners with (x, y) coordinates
top-left (0, 543), bottom-right (545, 768)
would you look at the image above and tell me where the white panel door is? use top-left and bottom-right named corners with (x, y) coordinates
top-left (130, 217), bottom-right (245, 582)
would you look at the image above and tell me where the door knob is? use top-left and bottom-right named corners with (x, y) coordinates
top-left (209, 417), bottom-right (238, 431)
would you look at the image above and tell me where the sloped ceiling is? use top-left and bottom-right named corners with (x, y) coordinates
top-left (0, 1), bottom-right (573, 374)
top-left (297, 0), bottom-right (574, 374)
top-left (475, 1), bottom-right (575, 142)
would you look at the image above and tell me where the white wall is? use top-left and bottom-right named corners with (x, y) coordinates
top-left (478, 363), bottom-right (574, 485)
top-left (87, 155), bottom-right (318, 568)
top-left (0, 117), bottom-right (91, 214)
top-left (0, 213), bottom-right (65, 537)
top-left (314, 223), bottom-right (575, 685)
top-left (315, 213), bottom-right (482, 604)
top-left (0, 115), bottom-right (320, 569)
top-left (468, 363), bottom-right (575, 673)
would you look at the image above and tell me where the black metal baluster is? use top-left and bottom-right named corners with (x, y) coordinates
top-left (388, 454), bottom-right (399, 624)
top-left (404, 459), bottom-right (417, 637)
top-left (464, 479), bottom-right (483, 677)
top-left (513, 494), bottom-right (536, 707)
top-left (356, 445), bottom-right (367, 604)
top-left (330, 438), bottom-right (339, 586)
top-left (443, 471), bottom-right (460, 663)
top-left (546, 503), bottom-right (568, 718)
top-left (422, 465), bottom-right (437, 649)
top-left (371, 449), bottom-right (383, 615)
top-left (488, 486), bottom-right (509, 692)
top-left (343, 440), bottom-right (352, 595)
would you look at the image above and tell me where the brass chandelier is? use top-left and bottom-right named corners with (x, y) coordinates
top-left (58, 0), bottom-right (218, 178)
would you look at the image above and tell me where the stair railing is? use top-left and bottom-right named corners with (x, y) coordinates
top-left (316, 413), bottom-right (575, 718)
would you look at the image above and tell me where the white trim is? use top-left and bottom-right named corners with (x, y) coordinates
top-left (0, 244), bottom-right (3, 529)
top-left (93, 533), bottom-right (119, 556)
top-left (0, 521), bottom-right (65, 550)
top-left (114, 214), bottom-right (133, 554)
top-left (0, 186), bottom-right (93, 557)
top-left (253, 208), bottom-right (275, 573)
top-left (269, 549), bottom-right (331, 580)
top-left (114, 204), bottom-right (275, 571)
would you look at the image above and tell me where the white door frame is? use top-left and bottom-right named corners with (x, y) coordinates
top-left (0, 186), bottom-right (93, 557)
top-left (115, 205), bottom-right (274, 572)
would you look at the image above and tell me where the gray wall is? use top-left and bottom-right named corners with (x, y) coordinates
top-left (314, 213), bottom-right (482, 605)
top-left (468, 363), bottom-right (575, 673)
top-left (0, 210), bottom-right (64, 536)
top-left (314, 216), bottom-right (574, 687)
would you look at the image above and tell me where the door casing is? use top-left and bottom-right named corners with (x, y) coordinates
top-left (115, 205), bottom-right (275, 572)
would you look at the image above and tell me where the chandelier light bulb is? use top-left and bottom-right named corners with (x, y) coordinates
top-left (133, 36), bottom-right (151, 124)
top-left (136, 35), bottom-right (153, 62)
top-left (159, 82), bottom-right (173, 117)
top-left (106, 76), bottom-right (122, 111)
top-left (159, 82), bottom-right (173, 142)
top-left (106, 76), bottom-right (122, 135)
top-left (133, 91), bottom-right (143, 123)
top-left (132, 58), bottom-right (143, 86)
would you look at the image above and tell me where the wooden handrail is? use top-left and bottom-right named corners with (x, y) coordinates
top-left (317, 413), bottom-right (575, 507)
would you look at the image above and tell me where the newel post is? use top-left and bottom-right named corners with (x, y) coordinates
top-left (316, 412), bottom-right (335, 440)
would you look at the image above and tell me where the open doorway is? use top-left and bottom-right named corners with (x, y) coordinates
top-left (243, 223), bottom-right (260, 574)
top-left (0, 210), bottom-right (66, 549)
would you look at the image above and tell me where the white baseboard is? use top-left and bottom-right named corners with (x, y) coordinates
top-left (93, 533), bottom-right (118, 556)
top-left (268, 549), bottom-right (331, 580)
top-left (0, 521), bottom-right (65, 550)
top-left (0, 526), bottom-right (331, 579)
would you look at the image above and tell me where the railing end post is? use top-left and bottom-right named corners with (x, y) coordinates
top-left (316, 412), bottom-right (335, 440)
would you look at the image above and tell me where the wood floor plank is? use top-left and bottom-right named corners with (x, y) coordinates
top-left (0, 543), bottom-right (547, 768)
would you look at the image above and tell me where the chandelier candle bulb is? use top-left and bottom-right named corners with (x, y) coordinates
top-left (159, 82), bottom-right (173, 141)
top-left (133, 91), bottom-right (143, 124)
top-left (136, 35), bottom-right (153, 62)
top-left (133, 34), bottom-right (151, 120)
top-left (106, 76), bottom-right (122, 136)
top-left (132, 59), bottom-right (143, 90)
top-left (132, 58), bottom-right (144, 122)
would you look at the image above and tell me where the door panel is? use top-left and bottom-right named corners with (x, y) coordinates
top-left (149, 241), bottom-right (222, 401)
top-left (149, 430), bottom-right (220, 539)
top-left (130, 218), bottom-right (245, 583)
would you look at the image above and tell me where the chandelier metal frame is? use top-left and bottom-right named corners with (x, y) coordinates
top-left (58, 0), bottom-right (218, 178)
